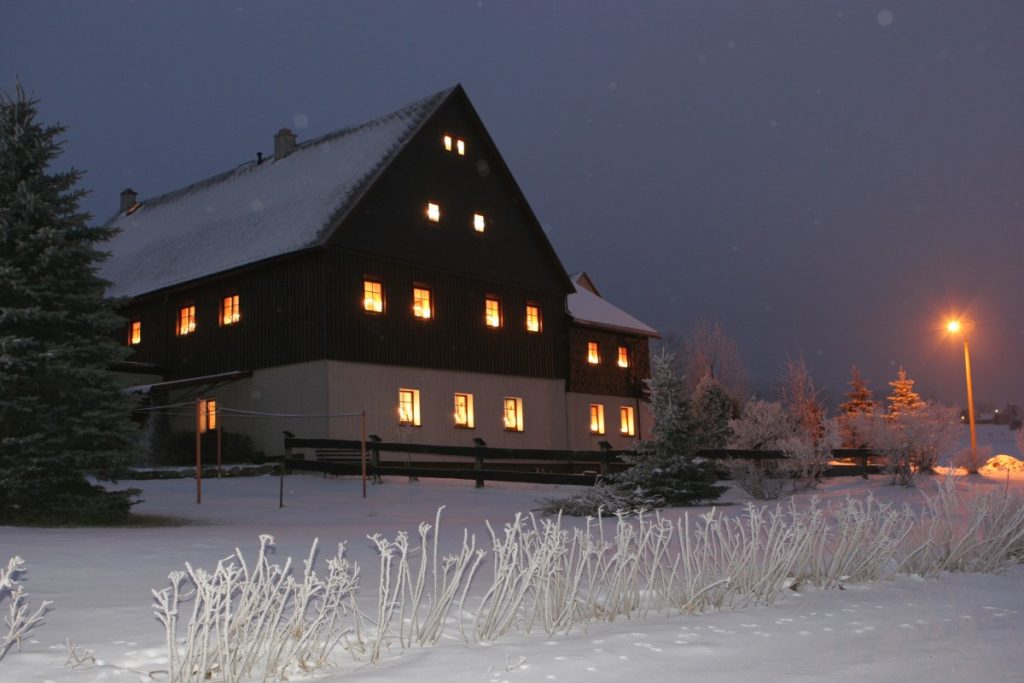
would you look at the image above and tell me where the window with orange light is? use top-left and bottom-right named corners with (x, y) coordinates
top-left (587, 341), bottom-right (600, 364)
top-left (363, 279), bottom-right (384, 313)
top-left (525, 304), bottom-right (541, 333)
top-left (485, 297), bottom-right (502, 328)
top-left (443, 135), bottom-right (465, 155)
top-left (128, 320), bottom-right (141, 345)
top-left (426, 202), bottom-right (441, 222)
top-left (473, 213), bottom-right (486, 232)
top-left (398, 388), bottom-right (421, 426)
top-left (617, 346), bottom-right (629, 368)
top-left (413, 287), bottom-right (433, 319)
top-left (199, 398), bottom-right (217, 432)
top-left (221, 294), bottom-right (240, 326)
top-left (503, 397), bottom-right (524, 432)
top-left (620, 406), bottom-right (635, 436)
top-left (454, 392), bottom-right (475, 428)
top-left (589, 404), bottom-right (605, 435)
top-left (177, 305), bottom-right (196, 336)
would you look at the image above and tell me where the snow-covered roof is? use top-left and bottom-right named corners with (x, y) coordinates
top-left (100, 88), bottom-right (453, 297)
top-left (567, 272), bottom-right (659, 338)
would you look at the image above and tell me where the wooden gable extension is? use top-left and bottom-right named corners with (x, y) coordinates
top-left (567, 325), bottom-right (651, 398)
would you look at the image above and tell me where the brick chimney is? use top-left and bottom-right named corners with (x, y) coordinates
top-left (274, 128), bottom-right (297, 160)
top-left (120, 188), bottom-right (138, 213)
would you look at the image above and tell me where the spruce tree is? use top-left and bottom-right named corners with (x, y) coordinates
top-left (690, 374), bottom-right (734, 450)
top-left (838, 365), bottom-right (876, 446)
top-left (0, 84), bottom-right (139, 524)
top-left (887, 366), bottom-right (924, 418)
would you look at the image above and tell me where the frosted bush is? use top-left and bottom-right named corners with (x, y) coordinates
top-left (724, 459), bottom-right (788, 500)
top-left (1, 556), bottom-right (51, 662)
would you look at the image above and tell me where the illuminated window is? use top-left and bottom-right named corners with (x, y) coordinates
top-left (485, 297), bottom-right (502, 328)
top-left (620, 406), bottom-right (635, 436)
top-left (177, 305), bottom-right (196, 336)
top-left (589, 404), bottom-right (605, 435)
top-left (221, 294), bottom-right (240, 326)
top-left (473, 213), bottom-right (486, 232)
top-left (398, 388), bottom-right (421, 426)
top-left (443, 135), bottom-right (453, 151)
top-left (587, 341), bottom-right (600, 364)
top-left (128, 320), bottom-right (141, 345)
top-left (503, 397), bottom-right (524, 432)
top-left (413, 287), bottom-right (433, 319)
top-left (457, 139), bottom-right (465, 156)
top-left (363, 280), bottom-right (384, 313)
top-left (525, 304), bottom-right (541, 333)
top-left (426, 202), bottom-right (441, 222)
top-left (617, 346), bottom-right (629, 368)
top-left (454, 392), bottom-right (475, 428)
top-left (198, 398), bottom-right (217, 433)
top-left (443, 134), bottom-right (466, 155)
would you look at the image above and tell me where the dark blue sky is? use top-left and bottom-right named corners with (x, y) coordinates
top-left (4, 1), bottom-right (1021, 410)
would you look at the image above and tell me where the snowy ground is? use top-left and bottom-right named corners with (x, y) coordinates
top-left (2, 425), bottom-right (1022, 682)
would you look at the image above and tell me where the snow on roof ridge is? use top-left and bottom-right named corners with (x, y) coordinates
top-left (567, 273), bottom-right (659, 337)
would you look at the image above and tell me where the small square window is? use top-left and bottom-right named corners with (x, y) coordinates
top-left (587, 341), bottom-right (600, 364)
top-left (177, 305), bottom-right (196, 336)
top-left (221, 294), bottom-right (240, 326)
top-left (398, 388), bottom-right (421, 426)
top-left (525, 304), bottom-right (541, 333)
top-left (485, 297), bottom-right (502, 328)
top-left (473, 213), bottom-right (486, 233)
top-left (413, 287), bottom-right (433, 319)
top-left (363, 280), bottom-right (384, 313)
top-left (128, 320), bottom-right (142, 345)
top-left (617, 346), bottom-right (629, 368)
top-left (199, 398), bottom-right (217, 433)
top-left (620, 406), bottom-right (636, 436)
top-left (426, 202), bottom-right (441, 222)
top-left (589, 404), bottom-right (605, 435)
top-left (503, 397), bottom-right (524, 432)
top-left (454, 392), bottom-right (475, 428)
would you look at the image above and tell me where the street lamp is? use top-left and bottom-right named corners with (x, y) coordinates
top-left (946, 319), bottom-right (978, 471)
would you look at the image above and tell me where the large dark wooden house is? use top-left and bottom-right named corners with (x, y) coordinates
top-left (102, 85), bottom-right (657, 454)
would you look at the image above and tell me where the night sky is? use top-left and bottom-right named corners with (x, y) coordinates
top-left (3, 1), bottom-right (1021, 411)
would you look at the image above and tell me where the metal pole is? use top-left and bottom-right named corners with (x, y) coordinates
top-left (195, 399), bottom-right (202, 504)
top-left (963, 338), bottom-right (978, 470)
top-left (361, 411), bottom-right (368, 499)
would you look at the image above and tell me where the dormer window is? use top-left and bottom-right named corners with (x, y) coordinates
top-left (617, 346), bottom-right (629, 368)
top-left (128, 320), bottom-right (142, 345)
top-left (177, 305), bottom-right (196, 336)
top-left (363, 279), bottom-right (384, 313)
top-left (221, 295), bottom-right (240, 326)
top-left (473, 213), bottom-right (486, 233)
top-left (426, 202), bottom-right (441, 222)
top-left (485, 297), bottom-right (502, 328)
top-left (413, 287), bottom-right (433, 319)
top-left (525, 304), bottom-right (541, 333)
top-left (587, 341), bottom-right (600, 364)
top-left (443, 134), bottom-right (466, 156)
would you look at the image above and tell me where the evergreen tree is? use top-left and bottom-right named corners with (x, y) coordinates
top-left (690, 374), bottom-right (734, 450)
top-left (612, 351), bottom-right (725, 507)
top-left (838, 365), bottom-right (876, 447)
top-left (0, 84), bottom-right (139, 524)
top-left (886, 366), bottom-right (924, 418)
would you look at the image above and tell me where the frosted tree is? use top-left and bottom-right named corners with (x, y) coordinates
top-left (689, 374), bottom-right (735, 450)
top-left (672, 319), bottom-right (750, 409)
top-left (0, 84), bottom-right (139, 524)
top-left (727, 400), bottom-right (795, 450)
top-left (887, 366), bottom-right (924, 418)
top-left (779, 357), bottom-right (826, 448)
top-left (837, 365), bottom-right (876, 447)
top-left (856, 401), bottom-right (960, 485)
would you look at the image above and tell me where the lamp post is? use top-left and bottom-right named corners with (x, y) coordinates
top-left (947, 320), bottom-right (978, 469)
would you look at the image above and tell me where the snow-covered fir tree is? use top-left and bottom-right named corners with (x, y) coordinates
top-left (886, 366), bottom-right (924, 418)
top-left (690, 374), bottom-right (734, 450)
top-left (0, 85), bottom-right (139, 524)
top-left (838, 365), bottom-right (877, 447)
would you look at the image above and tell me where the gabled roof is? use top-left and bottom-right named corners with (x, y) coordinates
top-left (100, 88), bottom-right (454, 297)
top-left (567, 272), bottom-right (659, 338)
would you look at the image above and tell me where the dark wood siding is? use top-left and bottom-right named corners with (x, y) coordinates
top-left (568, 325), bottom-right (651, 397)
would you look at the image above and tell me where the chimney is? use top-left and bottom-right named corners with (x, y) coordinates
top-left (120, 188), bottom-right (138, 213)
top-left (274, 128), bottom-right (297, 160)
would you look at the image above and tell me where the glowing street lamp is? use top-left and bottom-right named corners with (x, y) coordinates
top-left (946, 319), bottom-right (978, 470)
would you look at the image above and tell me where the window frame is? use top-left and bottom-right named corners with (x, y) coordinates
top-left (617, 345), bottom-right (629, 368)
top-left (363, 278), bottom-right (385, 314)
top-left (620, 405), bottom-right (636, 436)
top-left (485, 296), bottom-right (502, 328)
top-left (176, 304), bottom-right (196, 337)
top-left (503, 396), bottom-right (524, 432)
top-left (453, 392), bottom-right (475, 429)
top-left (587, 341), bottom-right (600, 365)
top-left (398, 388), bottom-right (421, 427)
top-left (589, 403), bottom-right (606, 435)
top-left (198, 398), bottom-right (217, 433)
top-left (426, 201), bottom-right (441, 223)
top-left (128, 320), bottom-right (142, 345)
top-left (473, 213), bottom-right (486, 233)
top-left (412, 285), bottom-right (433, 320)
top-left (220, 294), bottom-right (241, 326)
top-left (525, 304), bottom-right (542, 333)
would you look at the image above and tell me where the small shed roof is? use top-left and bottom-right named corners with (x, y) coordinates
top-left (567, 272), bottom-right (659, 337)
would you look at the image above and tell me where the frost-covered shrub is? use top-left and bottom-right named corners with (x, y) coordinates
top-left (724, 459), bottom-right (788, 500)
top-left (1, 556), bottom-right (51, 661)
top-left (728, 400), bottom-right (795, 450)
top-left (954, 444), bottom-right (993, 474)
top-left (856, 402), bottom-right (961, 485)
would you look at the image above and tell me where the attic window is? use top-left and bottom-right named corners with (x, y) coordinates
top-left (177, 305), bottom-right (196, 336)
top-left (128, 320), bottom-right (142, 345)
top-left (473, 213), bottom-right (486, 233)
top-left (363, 279), bottom-right (384, 313)
top-left (525, 304), bottom-right (541, 333)
top-left (443, 135), bottom-right (466, 156)
top-left (485, 297), bottom-right (502, 328)
top-left (413, 287), bottom-right (433, 319)
top-left (426, 202), bottom-right (441, 222)
top-left (587, 342), bottom-right (600, 364)
top-left (617, 346), bottom-right (629, 368)
top-left (221, 295), bottom-right (240, 326)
